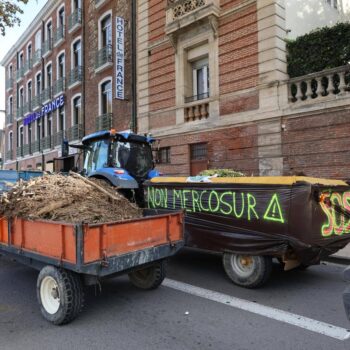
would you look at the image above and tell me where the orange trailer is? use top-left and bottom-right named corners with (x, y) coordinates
top-left (0, 209), bottom-right (184, 325)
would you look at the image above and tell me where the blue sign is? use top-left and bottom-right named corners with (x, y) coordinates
top-left (24, 94), bottom-right (65, 126)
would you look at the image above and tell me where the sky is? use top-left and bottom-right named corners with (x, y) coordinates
top-left (0, 0), bottom-right (47, 128)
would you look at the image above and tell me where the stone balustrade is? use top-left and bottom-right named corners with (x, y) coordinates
top-left (289, 65), bottom-right (350, 104)
top-left (185, 101), bottom-right (209, 122)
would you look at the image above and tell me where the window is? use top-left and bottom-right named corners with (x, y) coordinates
top-left (27, 81), bottom-right (32, 102)
top-left (35, 30), bottom-right (41, 51)
top-left (157, 147), bottom-right (171, 164)
top-left (19, 126), bottom-right (24, 148)
top-left (46, 64), bottom-right (52, 87)
top-left (8, 65), bottom-right (13, 78)
top-left (58, 7), bottom-right (65, 27)
top-left (58, 106), bottom-right (65, 132)
top-left (73, 40), bottom-right (81, 67)
top-left (101, 15), bottom-right (112, 47)
top-left (19, 87), bottom-right (24, 108)
top-left (8, 96), bottom-right (13, 115)
top-left (46, 21), bottom-right (52, 40)
top-left (188, 58), bottom-right (209, 102)
top-left (27, 44), bottom-right (32, 61)
top-left (28, 123), bottom-right (32, 146)
top-left (191, 143), bottom-right (207, 161)
top-left (37, 119), bottom-right (41, 141)
top-left (9, 132), bottom-right (13, 151)
top-left (73, 96), bottom-right (81, 125)
top-left (101, 80), bottom-right (112, 114)
top-left (18, 52), bottom-right (24, 69)
top-left (73, 0), bottom-right (81, 10)
top-left (58, 53), bottom-right (65, 77)
top-left (36, 73), bottom-right (41, 95)
top-left (47, 112), bottom-right (52, 137)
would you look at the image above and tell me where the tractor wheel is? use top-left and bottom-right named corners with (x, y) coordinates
top-left (223, 253), bottom-right (272, 289)
top-left (128, 260), bottom-right (167, 290)
top-left (37, 266), bottom-right (84, 325)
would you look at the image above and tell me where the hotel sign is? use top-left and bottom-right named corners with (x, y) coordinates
top-left (115, 17), bottom-right (125, 100)
top-left (24, 94), bottom-right (65, 126)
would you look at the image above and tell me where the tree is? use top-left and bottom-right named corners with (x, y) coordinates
top-left (0, 0), bottom-right (29, 36)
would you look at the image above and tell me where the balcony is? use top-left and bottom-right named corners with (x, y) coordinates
top-left (288, 65), bottom-right (350, 105)
top-left (185, 100), bottom-right (209, 122)
top-left (68, 66), bottom-right (83, 88)
top-left (96, 113), bottom-right (113, 131)
top-left (33, 49), bottom-right (42, 66)
top-left (42, 38), bottom-right (53, 57)
top-left (32, 140), bottom-right (40, 153)
top-left (6, 113), bottom-right (13, 125)
top-left (24, 59), bottom-right (32, 74)
top-left (54, 131), bottom-right (65, 147)
top-left (54, 26), bottom-right (65, 47)
top-left (23, 144), bottom-right (30, 156)
top-left (32, 95), bottom-right (42, 110)
top-left (23, 101), bottom-right (32, 116)
top-left (67, 124), bottom-right (83, 141)
top-left (16, 67), bottom-right (25, 81)
top-left (52, 77), bottom-right (66, 96)
top-left (41, 87), bottom-right (52, 103)
top-left (16, 106), bottom-right (24, 120)
top-left (95, 45), bottom-right (113, 72)
top-left (68, 9), bottom-right (82, 33)
top-left (17, 146), bottom-right (24, 158)
top-left (6, 150), bottom-right (13, 161)
top-left (165, 0), bottom-right (220, 37)
top-left (6, 78), bottom-right (13, 90)
top-left (40, 136), bottom-right (53, 150)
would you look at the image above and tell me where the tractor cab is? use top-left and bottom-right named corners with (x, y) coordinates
top-left (81, 130), bottom-right (160, 190)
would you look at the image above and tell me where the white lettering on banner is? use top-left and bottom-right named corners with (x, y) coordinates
top-left (116, 17), bottom-right (125, 100)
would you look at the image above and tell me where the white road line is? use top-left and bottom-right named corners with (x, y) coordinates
top-left (163, 278), bottom-right (350, 341)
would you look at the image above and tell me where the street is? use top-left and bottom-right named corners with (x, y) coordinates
top-left (0, 249), bottom-right (349, 350)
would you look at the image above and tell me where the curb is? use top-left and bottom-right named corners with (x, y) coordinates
top-left (323, 256), bottom-right (350, 266)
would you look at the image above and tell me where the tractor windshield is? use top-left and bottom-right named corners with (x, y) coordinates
top-left (112, 141), bottom-right (153, 180)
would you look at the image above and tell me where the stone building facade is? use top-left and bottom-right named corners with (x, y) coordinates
top-left (1, 0), bottom-right (133, 170)
top-left (137, 0), bottom-right (350, 179)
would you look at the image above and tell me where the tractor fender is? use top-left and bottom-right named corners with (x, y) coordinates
top-left (88, 171), bottom-right (139, 189)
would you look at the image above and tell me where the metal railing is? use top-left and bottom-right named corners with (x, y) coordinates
top-left (96, 113), bottom-right (113, 131)
top-left (6, 150), bottom-right (13, 161)
top-left (16, 106), bottom-right (24, 120)
top-left (42, 38), bottom-right (53, 56)
top-left (54, 131), bottom-right (65, 146)
top-left (95, 45), bottom-right (113, 70)
top-left (67, 124), bottom-right (83, 141)
top-left (33, 49), bottom-right (42, 66)
top-left (23, 59), bottom-right (32, 73)
top-left (23, 101), bottom-right (32, 115)
top-left (17, 147), bottom-right (23, 158)
top-left (54, 25), bottom-right (65, 45)
top-left (41, 87), bottom-right (52, 103)
top-left (6, 113), bottom-right (13, 125)
top-left (68, 9), bottom-right (82, 31)
top-left (5, 78), bottom-right (13, 90)
top-left (68, 66), bottom-right (83, 86)
top-left (41, 136), bottom-right (53, 150)
top-left (185, 91), bottom-right (210, 103)
top-left (52, 77), bottom-right (65, 96)
top-left (32, 95), bottom-right (42, 110)
top-left (31, 140), bottom-right (40, 153)
top-left (23, 144), bottom-right (30, 156)
top-left (16, 67), bottom-right (25, 81)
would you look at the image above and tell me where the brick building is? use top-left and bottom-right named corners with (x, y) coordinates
top-left (137, 0), bottom-right (350, 179)
top-left (1, 0), bottom-right (133, 171)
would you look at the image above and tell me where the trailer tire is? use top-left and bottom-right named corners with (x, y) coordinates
top-left (37, 266), bottom-right (84, 325)
top-left (128, 260), bottom-right (167, 290)
top-left (223, 253), bottom-right (272, 289)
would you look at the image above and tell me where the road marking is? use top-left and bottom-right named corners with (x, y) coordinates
top-left (163, 279), bottom-right (350, 341)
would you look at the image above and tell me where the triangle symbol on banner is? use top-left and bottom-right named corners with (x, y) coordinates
top-left (263, 194), bottom-right (285, 223)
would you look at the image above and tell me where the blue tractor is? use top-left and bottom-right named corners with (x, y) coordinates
top-left (76, 129), bottom-right (161, 204)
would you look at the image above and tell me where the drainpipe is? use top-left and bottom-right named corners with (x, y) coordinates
top-left (131, 0), bottom-right (137, 133)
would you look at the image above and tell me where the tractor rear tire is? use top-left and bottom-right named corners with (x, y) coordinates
top-left (37, 266), bottom-right (84, 325)
top-left (223, 253), bottom-right (272, 289)
top-left (128, 260), bottom-right (167, 290)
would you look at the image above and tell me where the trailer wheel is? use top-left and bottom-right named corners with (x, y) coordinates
top-left (128, 260), bottom-right (167, 290)
top-left (37, 266), bottom-right (84, 325)
top-left (223, 253), bottom-right (272, 289)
